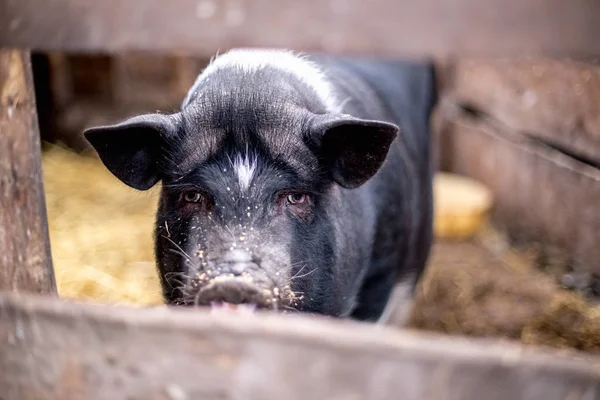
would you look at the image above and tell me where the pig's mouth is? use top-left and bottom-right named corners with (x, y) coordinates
top-left (195, 277), bottom-right (273, 307)
top-left (209, 301), bottom-right (259, 315)
top-left (189, 275), bottom-right (293, 315)
top-left (170, 271), bottom-right (303, 314)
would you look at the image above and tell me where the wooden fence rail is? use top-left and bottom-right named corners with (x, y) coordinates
top-left (1, 292), bottom-right (599, 400)
top-left (2, 0), bottom-right (600, 60)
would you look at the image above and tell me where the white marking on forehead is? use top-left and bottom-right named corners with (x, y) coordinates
top-left (183, 48), bottom-right (341, 112)
top-left (233, 153), bottom-right (257, 191)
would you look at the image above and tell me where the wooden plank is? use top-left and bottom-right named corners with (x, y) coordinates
top-left (451, 59), bottom-right (600, 164)
top-left (0, 50), bottom-right (56, 294)
top-left (1, 291), bottom-right (599, 400)
top-left (2, 0), bottom-right (600, 59)
top-left (442, 112), bottom-right (600, 275)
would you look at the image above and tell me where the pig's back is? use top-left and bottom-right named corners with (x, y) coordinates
top-left (311, 54), bottom-right (437, 288)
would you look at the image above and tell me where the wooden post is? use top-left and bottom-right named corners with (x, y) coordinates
top-left (0, 50), bottom-right (56, 294)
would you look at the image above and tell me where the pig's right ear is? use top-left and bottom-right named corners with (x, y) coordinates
top-left (83, 113), bottom-right (178, 191)
top-left (309, 114), bottom-right (399, 189)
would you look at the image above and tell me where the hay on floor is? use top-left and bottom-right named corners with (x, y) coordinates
top-left (42, 143), bottom-right (163, 306)
top-left (407, 231), bottom-right (600, 354)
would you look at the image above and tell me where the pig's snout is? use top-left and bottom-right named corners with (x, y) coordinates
top-left (218, 249), bottom-right (257, 276)
top-left (195, 278), bottom-right (273, 308)
top-left (194, 249), bottom-right (275, 308)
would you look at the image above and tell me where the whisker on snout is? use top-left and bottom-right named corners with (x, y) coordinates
top-left (269, 260), bottom-right (307, 282)
top-left (292, 268), bottom-right (317, 280)
top-left (164, 276), bottom-right (187, 289)
top-left (224, 225), bottom-right (236, 238)
top-left (162, 272), bottom-right (198, 298)
top-left (290, 263), bottom-right (308, 279)
top-left (164, 271), bottom-right (191, 280)
top-left (161, 235), bottom-right (194, 263)
top-left (167, 248), bottom-right (194, 264)
top-left (289, 260), bottom-right (309, 269)
top-left (287, 264), bottom-right (317, 283)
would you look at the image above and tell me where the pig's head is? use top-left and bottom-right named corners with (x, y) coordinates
top-left (84, 52), bottom-right (398, 317)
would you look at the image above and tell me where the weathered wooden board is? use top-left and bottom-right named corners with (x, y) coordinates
top-left (441, 112), bottom-right (600, 275)
top-left (2, 0), bottom-right (600, 59)
top-left (450, 59), bottom-right (600, 163)
top-left (1, 291), bottom-right (599, 400)
top-left (0, 50), bottom-right (56, 295)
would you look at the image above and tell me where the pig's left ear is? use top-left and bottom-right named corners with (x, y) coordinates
top-left (83, 113), bottom-right (178, 191)
top-left (310, 115), bottom-right (399, 189)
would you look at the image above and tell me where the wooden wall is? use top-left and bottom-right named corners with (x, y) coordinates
top-left (436, 59), bottom-right (600, 277)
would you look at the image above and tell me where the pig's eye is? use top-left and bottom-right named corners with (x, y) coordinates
top-left (287, 193), bottom-right (307, 205)
top-left (183, 190), bottom-right (203, 203)
top-left (279, 191), bottom-right (313, 221)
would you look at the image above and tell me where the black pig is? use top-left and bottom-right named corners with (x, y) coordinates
top-left (84, 49), bottom-right (437, 324)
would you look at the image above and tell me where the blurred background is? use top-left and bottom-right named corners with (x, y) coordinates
top-left (29, 50), bottom-right (600, 354)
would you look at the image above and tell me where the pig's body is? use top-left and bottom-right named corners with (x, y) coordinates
top-left (84, 49), bottom-right (437, 323)
top-left (291, 55), bottom-right (436, 321)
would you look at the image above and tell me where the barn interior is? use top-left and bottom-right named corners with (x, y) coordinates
top-left (31, 52), bottom-right (600, 355)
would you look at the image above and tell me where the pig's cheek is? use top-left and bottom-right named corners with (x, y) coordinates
top-left (288, 206), bottom-right (315, 222)
top-left (158, 214), bottom-right (208, 267)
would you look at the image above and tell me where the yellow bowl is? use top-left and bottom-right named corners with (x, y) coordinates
top-left (433, 172), bottom-right (494, 240)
